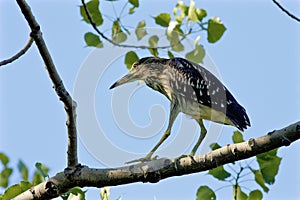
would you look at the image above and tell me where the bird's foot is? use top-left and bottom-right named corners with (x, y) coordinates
top-left (125, 155), bottom-right (159, 164)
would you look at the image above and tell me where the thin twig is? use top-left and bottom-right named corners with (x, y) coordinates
top-left (214, 184), bottom-right (233, 192)
top-left (0, 37), bottom-right (34, 66)
top-left (272, 0), bottom-right (300, 22)
top-left (238, 179), bottom-right (255, 184)
top-left (119, 1), bottom-right (129, 19)
top-left (239, 171), bottom-right (252, 179)
top-left (16, 0), bottom-right (78, 168)
top-left (81, 0), bottom-right (188, 49)
top-left (227, 163), bottom-right (238, 174)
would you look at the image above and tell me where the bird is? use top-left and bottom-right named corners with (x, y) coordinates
top-left (110, 56), bottom-right (250, 163)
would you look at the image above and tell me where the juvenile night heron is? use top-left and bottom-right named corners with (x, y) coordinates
top-left (110, 57), bottom-right (250, 163)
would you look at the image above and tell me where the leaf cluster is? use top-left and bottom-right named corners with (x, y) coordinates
top-left (0, 152), bottom-right (122, 200)
top-left (79, 0), bottom-right (226, 69)
top-left (0, 153), bottom-right (50, 200)
top-left (196, 132), bottom-right (282, 200)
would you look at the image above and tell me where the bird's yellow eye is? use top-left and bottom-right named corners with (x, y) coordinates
top-left (131, 62), bottom-right (138, 70)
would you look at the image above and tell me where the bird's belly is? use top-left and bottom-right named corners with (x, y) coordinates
top-left (179, 99), bottom-right (234, 126)
top-left (179, 100), bottom-right (201, 117)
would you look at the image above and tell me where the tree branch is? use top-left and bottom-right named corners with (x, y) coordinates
top-left (0, 37), bottom-right (34, 67)
top-left (13, 121), bottom-right (300, 200)
top-left (272, 0), bottom-right (300, 22)
top-left (16, 0), bottom-right (78, 167)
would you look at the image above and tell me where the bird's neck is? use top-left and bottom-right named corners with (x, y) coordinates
top-left (145, 74), bottom-right (173, 101)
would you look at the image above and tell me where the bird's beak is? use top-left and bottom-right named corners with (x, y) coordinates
top-left (109, 72), bottom-right (138, 89)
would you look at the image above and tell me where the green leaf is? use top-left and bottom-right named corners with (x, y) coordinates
top-left (210, 143), bottom-right (221, 150)
top-left (0, 152), bottom-right (9, 167)
top-left (80, 0), bottom-right (103, 26)
top-left (129, 7), bottom-right (135, 14)
top-left (247, 190), bottom-right (263, 200)
top-left (173, 1), bottom-right (188, 23)
top-left (171, 41), bottom-right (184, 52)
top-left (148, 35), bottom-right (159, 48)
top-left (196, 8), bottom-right (207, 21)
top-left (232, 131), bottom-right (244, 143)
top-left (32, 162), bottom-right (50, 184)
top-left (196, 186), bottom-right (216, 200)
top-left (0, 167), bottom-right (13, 187)
top-left (125, 51), bottom-right (139, 69)
top-left (148, 35), bottom-right (159, 56)
top-left (100, 187), bottom-right (110, 200)
top-left (1, 181), bottom-right (32, 200)
top-left (112, 20), bottom-right (121, 36)
top-left (149, 48), bottom-right (158, 57)
top-left (135, 20), bottom-right (147, 40)
top-left (128, 0), bottom-right (138, 14)
top-left (154, 13), bottom-right (171, 27)
top-left (35, 162), bottom-right (49, 179)
top-left (112, 20), bottom-right (127, 43)
top-left (207, 17), bottom-right (226, 43)
top-left (17, 160), bottom-right (28, 181)
top-left (188, 0), bottom-right (197, 22)
top-left (115, 32), bottom-right (127, 43)
top-left (167, 21), bottom-right (180, 34)
top-left (66, 193), bottom-right (84, 200)
top-left (251, 169), bottom-right (269, 192)
top-left (136, 20), bottom-right (146, 28)
top-left (233, 185), bottom-right (248, 200)
top-left (256, 149), bottom-right (281, 185)
top-left (185, 44), bottom-right (205, 63)
top-left (166, 31), bottom-right (184, 52)
top-left (128, 0), bottom-right (139, 7)
top-left (208, 165), bottom-right (231, 181)
top-left (84, 32), bottom-right (103, 47)
top-left (68, 187), bottom-right (86, 200)
top-left (167, 50), bottom-right (174, 58)
top-left (61, 187), bottom-right (87, 200)
top-left (1, 185), bottom-right (20, 200)
top-left (69, 187), bottom-right (86, 195)
top-left (32, 172), bottom-right (43, 185)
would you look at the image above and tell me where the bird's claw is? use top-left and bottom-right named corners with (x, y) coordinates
top-left (125, 155), bottom-right (159, 164)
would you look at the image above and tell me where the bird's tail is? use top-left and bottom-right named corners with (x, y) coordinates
top-left (226, 103), bottom-right (251, 131)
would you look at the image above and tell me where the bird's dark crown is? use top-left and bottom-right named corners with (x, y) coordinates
top-left (133, 57), bottom-right (168, 68)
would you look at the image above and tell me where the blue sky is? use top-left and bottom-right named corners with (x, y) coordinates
top-left (1, 0), bottom-right (300, 199)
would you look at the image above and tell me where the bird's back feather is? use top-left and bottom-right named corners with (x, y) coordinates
top-left (167, 58), bottom-right (250, 131)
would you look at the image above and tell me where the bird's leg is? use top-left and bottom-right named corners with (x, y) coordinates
top-left (125, 128), bottom-right (172, 164)
top-left (125, 101), bottom-right (180, 164)
top-left (190, 119), bottom-right (207, 156)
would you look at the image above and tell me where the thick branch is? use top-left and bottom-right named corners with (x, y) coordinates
top-left (13, 121), bottom-right (300, 200)
top-left (0, 37), bottom-right (33, 67)
top-left (16, 0), bottom-right (78, 167)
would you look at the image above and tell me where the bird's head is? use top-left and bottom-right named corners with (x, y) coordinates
top-left (109, 56), bottom-right (167, 89)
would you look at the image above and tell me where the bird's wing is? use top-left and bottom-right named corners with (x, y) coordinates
top-left (168, 58), bottom-right (250, 130)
